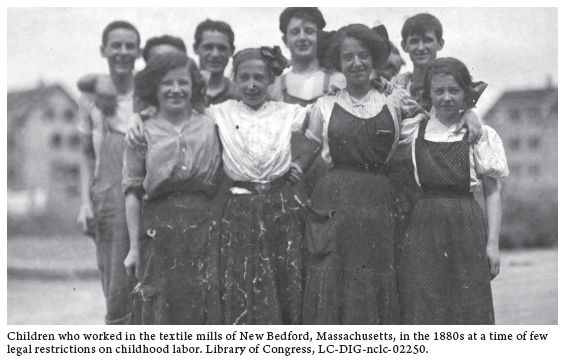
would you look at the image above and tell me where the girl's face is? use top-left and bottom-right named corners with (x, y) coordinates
top-left (235, 59), bottom-right (273, 110)
top-left (157, 66), bottom-right (192, 114)
top-left (430, 73), bottom-right (466, 120)
top-left (340, 37), bottom-right (373, 87)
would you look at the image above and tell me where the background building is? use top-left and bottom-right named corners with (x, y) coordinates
top-left (482, 82), bottom-right (558, 247)
top-left (7, 83), bottom-right (82, 235)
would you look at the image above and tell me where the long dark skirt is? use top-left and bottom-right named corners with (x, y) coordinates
top-left (399, 195), bottom-right (495, 325)
top-left (302, 167), bottom-right (400, 325)
top-left (212, 184), bottom-right (305, 325)
top-left (130, 192), bottom-right (215, 325)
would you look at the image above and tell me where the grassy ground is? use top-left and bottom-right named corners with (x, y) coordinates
top-left (6, 236), bottom-right (558, 325)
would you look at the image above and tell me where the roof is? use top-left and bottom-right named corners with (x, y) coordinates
top-left (496, 87), bottom-right (557, 103)
top-left (483, 86), bottom-right (558, 120)
top-left (7, 84), bottom-right (77, 124)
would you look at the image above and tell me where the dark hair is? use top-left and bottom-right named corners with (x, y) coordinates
top-left (389, 43), bottom-right (405, 66)
top-left (232, 47), bottom-right (287, 81)
top-left (401, 13), bottom-right (443, 42)
top-left (134, 53), bottom-right (206, 113)
top-left (423, 57), bottom-right (475, 110)
top-left (317, 24), bottom-right (391, 72)
top-left (102, 20), bottom-right (140, 47)
top-left (194, 19), bottom-right (235, 52)
top-left (279, 7), bottom-right (326, 34)
top-left (142, 35), bottom-right (187, 62)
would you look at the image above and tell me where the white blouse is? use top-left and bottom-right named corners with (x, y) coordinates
top-left (401, 115), bottom-right (510, 192)
top-left (307, 88), bottom-right (427, 165)
top-left (208, 100), bottom-right (311, 183)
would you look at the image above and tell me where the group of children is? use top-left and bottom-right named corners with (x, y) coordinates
top-left (78, 8), bottom-right (508, 325)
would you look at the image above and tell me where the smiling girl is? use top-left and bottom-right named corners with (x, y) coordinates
top-left (122, 53), bottom-right (223, 324)
top-left (398, 57), bottom-right (509, 324)
top-left (206, 47), bottom-right (319, 325)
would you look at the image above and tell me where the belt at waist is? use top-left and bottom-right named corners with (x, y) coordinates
top-left (332, 163), bottom-right (385, 174)
top-left (422, 190), bottom-right (473, 199)
top-left (232, 175), bottom-right (287, 195)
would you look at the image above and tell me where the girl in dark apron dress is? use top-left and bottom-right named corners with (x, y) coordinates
top-left (398, 57), bottom-right (509, 324)
top-left (301, 24), bottom-right (429, 325)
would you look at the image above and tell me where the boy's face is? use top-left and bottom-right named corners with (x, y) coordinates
top-left (100, 28), bottom-right (140, 76)
top-left (401, 30), bottom-right (444, 69)
top-left (283, 17), bottom-right (318, 62)
top-left (194, 30), bottom-right (233, 76)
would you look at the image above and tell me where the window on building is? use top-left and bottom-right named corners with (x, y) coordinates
top-left (509, 138), bottom-right (520, 150)
top-left (44, 108), bottom-right (55, 121)
top-left (51, 162), bottom-right (80, 196)
top-left (68, 133), bottom-right (80, 148)
top-left (51, 133), bottom-right (62, 149)
top-left (64, 109), bottom-right (76, 123)
top-left (529, 137), bottom-right (540, 150)
top-left (510, 109), bottom-right (520, 122)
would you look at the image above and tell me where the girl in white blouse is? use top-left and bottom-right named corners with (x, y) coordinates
top-left (398, 57), bottom-right (509, 325)
top-left (126, 47), bottom-right (320, 324)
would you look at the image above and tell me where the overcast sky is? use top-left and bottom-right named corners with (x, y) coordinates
top-left (6, 6), bottom-right (558, 116)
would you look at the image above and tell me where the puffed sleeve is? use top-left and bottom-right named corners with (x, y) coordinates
top-left (122, 143), bottom-right (146, 195)
top-left (474, 125), bottom-right (510, 178)
top-left (304, 102), bottom-right (324, 146)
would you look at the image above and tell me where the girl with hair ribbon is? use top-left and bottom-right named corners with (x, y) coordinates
top-left (301, 24), bottom-right (482, 325)
top-left (127, 46), bottom-right (320, 324)
top-left (398, 57), bottom-right (508, 325)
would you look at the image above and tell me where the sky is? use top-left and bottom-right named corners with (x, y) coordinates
top-left (5, 6), bottom-right (558, 116)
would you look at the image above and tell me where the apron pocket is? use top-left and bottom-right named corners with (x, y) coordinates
top-left (304, 205), bottom-right (336, 256)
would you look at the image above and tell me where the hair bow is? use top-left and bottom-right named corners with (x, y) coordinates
top-left (260, 46), bottom-right (290, 76)
top-left (470, 81), bottom-right (488, 106)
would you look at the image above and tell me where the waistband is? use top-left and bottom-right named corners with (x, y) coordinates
top-left (232, 175), bottom-right (287, 195)
top-left (332, 163), bottom-right (385, 174)
top-left (422, 190), bottom-right (474, 199)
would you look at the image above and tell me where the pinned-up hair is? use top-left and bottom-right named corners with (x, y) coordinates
top-left (232, 46), bottom-right (290, 79)
top-left (316, 24), bottom-right (392, 72)
top-left (134, 52), bottom-right (206, 113)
